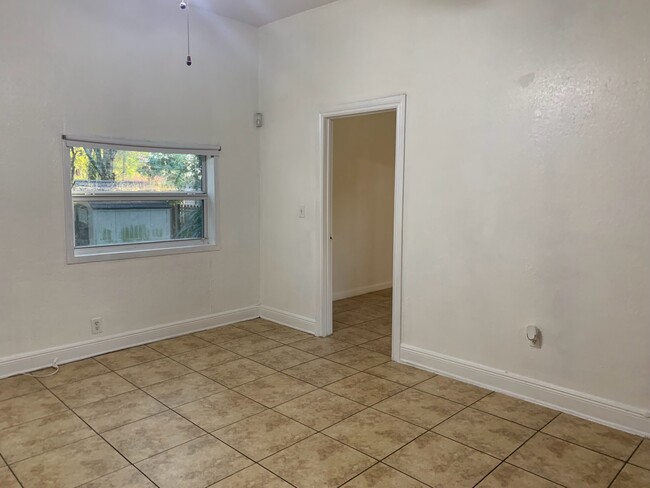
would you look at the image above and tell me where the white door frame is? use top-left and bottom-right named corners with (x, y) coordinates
top-left (317, 94), bottom-right (406, 361)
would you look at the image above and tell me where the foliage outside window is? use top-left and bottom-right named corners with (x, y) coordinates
top-left (64, 138), bottom-right (218, 263)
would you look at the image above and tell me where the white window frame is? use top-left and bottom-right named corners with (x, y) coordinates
top-left (62, 136), bottom-right (221, 264)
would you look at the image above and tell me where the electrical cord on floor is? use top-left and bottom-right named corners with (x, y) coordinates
top-left (21, 364), bottom-right (60, 378)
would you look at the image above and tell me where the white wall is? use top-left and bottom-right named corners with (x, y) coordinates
top-left (332, 112), bottom-right (395, 298)
top-left (0, 0), bottom-right (260, 359)
top-left (259, 0), bottom-right (650, 424)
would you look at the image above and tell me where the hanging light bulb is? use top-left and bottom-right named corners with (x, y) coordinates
top-left (179, 1), bottom-right (187, 9)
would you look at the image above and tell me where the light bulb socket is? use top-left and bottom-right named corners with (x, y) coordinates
top-left (186, 55), bottom-right (192, 66)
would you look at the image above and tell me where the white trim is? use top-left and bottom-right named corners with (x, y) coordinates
top-left (400, 343), bottom-right (650, 437)
top-left (62, 135), bottom-right (222, 156)
top-left (63, 139), bottom-right (220, 264)
top-left (68, 241), bottom-right (220, 264)
top-left (0, 306), bottom-right (259, 379)
top-left (259, 306), bottom-right (317, 334)
top-left (317, 94), bottom-right (407, 363)
top-left (332, 281), bottom-right (393, 301)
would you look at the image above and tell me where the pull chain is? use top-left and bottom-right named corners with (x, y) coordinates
top-left (180, 0), bottom-right (192, 66)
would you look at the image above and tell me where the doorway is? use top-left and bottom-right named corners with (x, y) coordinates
top-left (317, 95), bottom-right (406, 361)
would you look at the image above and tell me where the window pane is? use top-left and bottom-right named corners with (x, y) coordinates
top-left (74, 200), bottom-right (204, 247)
top-left (70, 147), bottom-right (204, 193)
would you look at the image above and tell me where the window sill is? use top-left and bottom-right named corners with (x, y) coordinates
top-left (67, 241), bottom-right (219, 264)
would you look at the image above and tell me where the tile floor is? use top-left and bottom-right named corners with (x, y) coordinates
top-left (0, 290), bottom-right (648, 487)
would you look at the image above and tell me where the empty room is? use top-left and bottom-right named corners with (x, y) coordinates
top-left (0, 1), bottom-right (648, 487)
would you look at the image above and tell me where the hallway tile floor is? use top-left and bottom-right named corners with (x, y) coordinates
top-left (0, 290), bottom-right (647, 487)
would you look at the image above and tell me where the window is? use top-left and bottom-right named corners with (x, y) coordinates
top-left (63, 137), bottom-right (220, 263)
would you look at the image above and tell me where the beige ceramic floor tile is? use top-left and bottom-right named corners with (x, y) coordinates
top-left (137, 435), bottom-right (252, 488)
top-left (235, 319), bottom-right (282, 334)
top-left (143, 372), bottom-right (226, 407)
top-left (0, 410), bottom-right (94, 464)
top-left (611, 464), bottom-right (650, 488)
top-left (95, 345), bottom-right (163, 370)
top-left (433, 408), bottom-right (535, 459)
top-left (472, 392), bottom-right (559, 430)
top-left (291, 337), bottom-right (354, 356)
top-left (12, 436), bottom-right (128, 488)
top-left (38, 359), bottom-right (109, 388)
top-left (334, 298), bottom-right (364, 314)
top-left (171, 345), bottom-right (241, 371)
top-left (332, 327), bottom-right (384, 345)
top-left (74, 389), bottom-right (167, 432)
top-left (414, 375), bottom-right (491, 405)
top-left (542, 413), bottom-right (642, 460)
top-left (116, 358), bottom-right (192, 387)
top-left (102, 410), bottom-right (203, 463)
top-left (358, 290), bottom-right (392, 300)
top-left (372, 289), bottom-right (393, 297)
top-left (261, 433), bottom-right (375, 488)
top-left (214, 410), bottom-right (314, 461)
top-left (51, 372), bottom-right (136, 408)
top-left (630, 439), bottom-right (650, 469)
top-left (194, 326), bottom-right (253, 345)
top-left (385, 432), bottom-right (499, 488)
top-left (334, 321), bottom-right (355, 331)
top-left (234, 373), bottom-right (316, 407)
top-left (324, 409), bottom-right (424, 459)
top-left (78, 466), bottom-right (156, 488)
top-left (356, 318), bottom-right (392, 336)
top-left (283, 358), bottom-right (358, 387)
top-left (476, 463), bottom-right (562, 487)
top-left (365, 362), bottom-right (433, 387)
top-left (326, 347), bottom-right (391, 370)
top-left (210, 464), bottom-right (293, 487)
top-left (148, 335), bottom-right (212, 356)
top-left (507, 433), bottom-right (624, 488)
top-left (220, 335), bottom-right (283, 356)
top-left (334, 307), bottom-right (387, 326)
top-left (341, 463), bottom-right (428, 487)
top-left (201, 358), bottom-right (276, 388)
top-left (374, 388), bottom-right (463, 429)
top-left (361, 299), bottom-right (391, 310)
top-left (0, 390), bottom-right (67, 430)
top-left (0, 467), bottom-right (20, 488)
top-left (248, 345), bottom-right (317, 370)
top-left (258, 327), bottom-right (313, 344)
top-left (275, 389), bottom-right (365, 430)
top-left (325, 372), bottom-right (406, 406)
top-left (0, 375), bottom-right (44, 402)
top-left (175, 390), bottom-right (266, 431)
top-left (358, 337), bottom-right (392, 355)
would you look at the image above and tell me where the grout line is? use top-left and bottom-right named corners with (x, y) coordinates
top-left (3, 307), bottom-right (641, 488)
top-left (1, 451), bottom-right (27, 488)
top-left (4, 462), bottom-right (26, 488)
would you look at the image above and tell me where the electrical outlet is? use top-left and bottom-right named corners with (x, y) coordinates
top-left (91, 317), bottom-right (103, 335)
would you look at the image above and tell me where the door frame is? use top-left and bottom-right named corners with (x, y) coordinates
top-left (317, 94), bottom-right (406, 361)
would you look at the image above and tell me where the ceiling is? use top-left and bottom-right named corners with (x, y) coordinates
top-left (197, 0), bottom-right (339, 26)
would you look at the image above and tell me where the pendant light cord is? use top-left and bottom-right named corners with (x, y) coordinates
top-left (186, 0), bottom-right (192, 65)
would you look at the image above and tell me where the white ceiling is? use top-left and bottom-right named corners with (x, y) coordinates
top-left (198, 0), bottom-right (339, 26)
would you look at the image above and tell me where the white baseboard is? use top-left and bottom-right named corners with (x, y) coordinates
top-left (259, 306), bottom-right (316, 334)
top-left (400, 344), bottom-right (650, 437)
top-left (0, 306), bottom-right (260, 379)
top-left (333, 281), bottom-right (392, 301)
